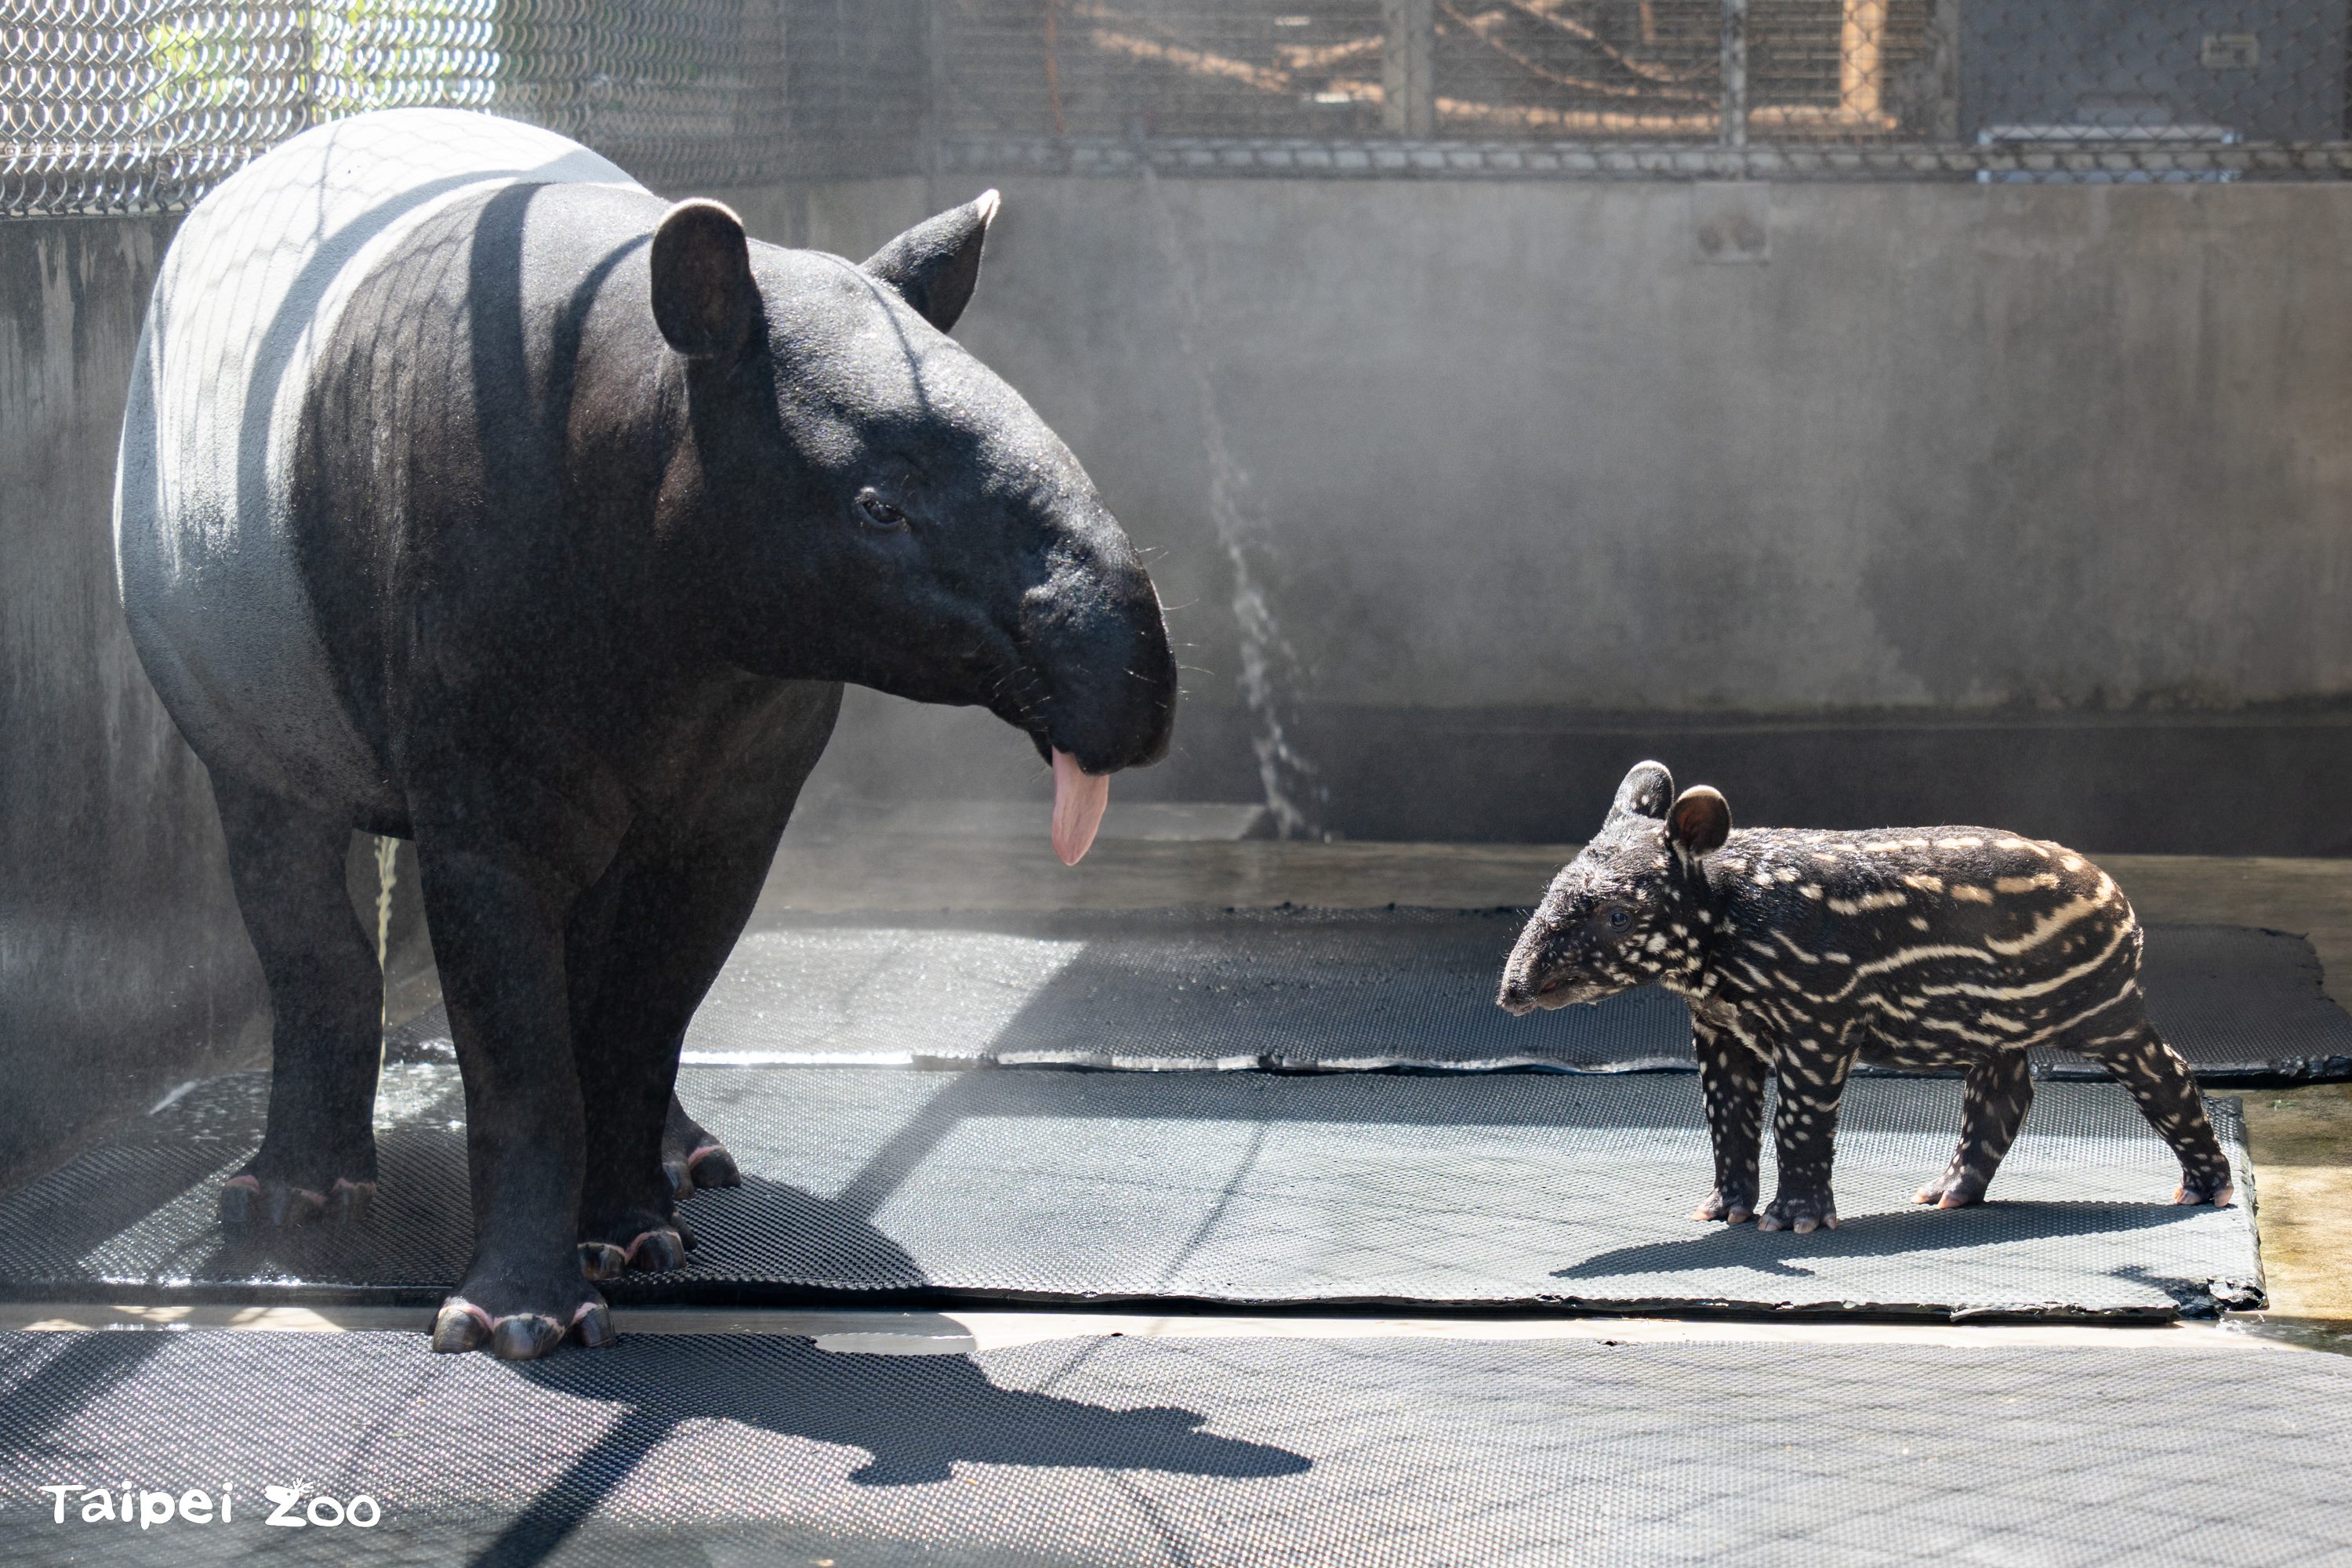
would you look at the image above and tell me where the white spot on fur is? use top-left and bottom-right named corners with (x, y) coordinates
top-left (1828, 890), bottom-right (1908, 916)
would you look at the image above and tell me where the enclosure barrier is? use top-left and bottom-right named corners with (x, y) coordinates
top-left (9, 4), bottom-right (2352, 210)
top-left (940, 2), bottom-right (2352, 180)
top-left (13, 1), bottom-right (2352, 216)
top-left (1, 0), bottom-right (924, 216)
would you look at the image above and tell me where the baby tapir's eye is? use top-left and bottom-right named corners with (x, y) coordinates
top-left (857, 490), bottom-right (909, 531)
top-left (1602, 905), bottom-right (1632, 933)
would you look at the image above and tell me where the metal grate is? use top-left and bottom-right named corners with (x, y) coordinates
top-left (938, 1), bottom-right (2352, 180)
top-left (2, 1), bottom-right (924, 218)
top-left (12, 4), bottom-right (2352, 216)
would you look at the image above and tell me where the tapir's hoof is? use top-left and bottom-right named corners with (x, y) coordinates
top-left (220, 1173), bottom-right (376, 1228)
top-left (431, 1296), bottom-right (612, 1358)
top-left (327, 1178), bottom-right (377, 1221)
top-left (1912, 1174), bottom-right (1984, 1210)
top-left (578, 1228), bottom-right (686, 1281)
top-left (688, 1140), bottom-right (741, 1189)
top-left (574, 1302), bottom-right (617, 1348)
top-left (220, 1175), bottom-right (327, 1228)
top-left (1758, 1195), bottom-right (1838, 1234)
top-left (431, 1298), bottom-right (494, 1353)
top-left (2175, 1181), bottom-right (2235, 1208)
top-left (491, 1315), bottom-right (565, 1360)
top-left (1690, 1189), bottom-right (1755, 1225)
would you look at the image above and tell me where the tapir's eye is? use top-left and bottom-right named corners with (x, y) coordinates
top-left (1602, 905), bottom-right (1633, 933)
top-left (856, 490), bottom-right (909, 531)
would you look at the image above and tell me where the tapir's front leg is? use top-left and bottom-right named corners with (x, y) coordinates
top-left (1690, 1017), bottom-right (1766, 1224)
top-left (1759, 1033), bottom-right (1856, 1234)
top-left (413, 829), bottom-right (615, 1359)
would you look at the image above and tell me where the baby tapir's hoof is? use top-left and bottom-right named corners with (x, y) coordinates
top-left (219, 1174), bottom-right (376, 1227)
top-left (1757, 1193), bottom-right (1838, 1234)
top-left (1690, 1189), bottom-right (1756, 1225)
top-left (2174, 1174), bottom-right (2236, 1207)
top-left (1911, 1171), bottom-right (1987, 1210)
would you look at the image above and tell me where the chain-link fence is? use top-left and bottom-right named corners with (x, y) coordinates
top-left (10, 1), bottom-right (2352, 215)
top-left (3, 1), bottom-right (925, 216)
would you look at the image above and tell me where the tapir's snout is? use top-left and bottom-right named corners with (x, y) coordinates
top-left (1497, 913), bottom-right (1610, 1015)
top-left (1023, 546), bottom-right (1178, 778)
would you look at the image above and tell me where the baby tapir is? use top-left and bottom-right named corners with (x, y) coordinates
top-left (1497, 761), bottom-right (2234, 1233)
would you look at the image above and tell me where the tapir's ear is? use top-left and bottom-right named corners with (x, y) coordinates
top-left (652, 199), bottom-right (757, 360)
top-left (1667, 786), bottom-right (1732, 861)
top-left (1605, 760), bottom-right (1675, 826)
top-left (861, 189), bottom-right (1000, 334)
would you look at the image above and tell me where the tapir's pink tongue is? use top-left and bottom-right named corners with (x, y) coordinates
top-left (1051, 749), bottom-right (1109, 866)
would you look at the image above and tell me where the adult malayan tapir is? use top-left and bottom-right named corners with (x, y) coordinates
top-left (115, 110), bottom-right (1176, 1359)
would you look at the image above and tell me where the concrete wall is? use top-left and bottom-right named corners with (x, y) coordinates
top-left (0, 216), bottom-right (265, 1185)
top-left (10, 173), bottom-right (2352, 1142)
top-left (736, 174), bottom-right (2352, 852)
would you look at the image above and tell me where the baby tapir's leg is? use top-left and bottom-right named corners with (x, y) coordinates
top-left (2071, 1019), bottom-right (2234, 1205)
top-left (1759, 1035), bottom-right (1856, 1233)
top-left (1914, 1049), bottom-right (2034, 1209)
top-left (1690, 1018), bottom-right (1766, 1224)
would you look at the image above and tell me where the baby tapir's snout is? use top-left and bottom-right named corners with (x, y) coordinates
top-left (1496, 918), bottom-right (1613, 1014)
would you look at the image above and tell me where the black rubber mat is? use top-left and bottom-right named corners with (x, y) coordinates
top-left (0, 1065), bottom-right (2260, 1319)
top-left (386, 910), bottom-right (2352, 1082)
top-left (3, 1327), bottom-right (2347, 1566)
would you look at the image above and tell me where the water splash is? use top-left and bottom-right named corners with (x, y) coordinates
top-left (372, 834), bottom-right (398, 976)
top-left (1138, 164), bottom-right (1323, 839)
top-left (373, 833), bottom-right (397, 1066)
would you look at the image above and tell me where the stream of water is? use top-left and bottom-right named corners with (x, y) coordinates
top-left (1138, 162), bottom-right (1323, 839)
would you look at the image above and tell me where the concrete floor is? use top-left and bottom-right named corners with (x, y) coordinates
top-left (758, 829), bottom-right (2352, 1334)
top-left (17, 813), bottom-right (2348, 1559)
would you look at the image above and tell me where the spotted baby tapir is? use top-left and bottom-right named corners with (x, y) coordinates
top-left (1497, 761), bottom-right (2235, 1233)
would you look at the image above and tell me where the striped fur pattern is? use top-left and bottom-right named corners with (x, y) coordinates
top-left (1498, 762), bottom-right (2234, 1234)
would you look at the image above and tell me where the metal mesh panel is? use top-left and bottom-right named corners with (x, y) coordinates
top-left (3, 1), bottom-right (923, 218)
top-left (943, 3), bottom-right (1390, 138)
top-left (1433, 2), bottom-right (1726, 140)
top-left (935, 2), bottom-right (1938, 143)
top-left (14, 5), bottom-right (2352, 215)
top-left (938, 1), bottom-right (2352, 180)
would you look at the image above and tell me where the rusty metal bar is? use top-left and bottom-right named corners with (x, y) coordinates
top-left (1382, 0), bottom-right (1436, 139)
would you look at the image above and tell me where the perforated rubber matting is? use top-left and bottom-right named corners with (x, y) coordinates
top-left (3, 1327), bottom-right (2347, 1566)
top-left (0, 1065), bottom-right (2259, 1319)
top-left (383, 911), bottom-right (2352, 1081)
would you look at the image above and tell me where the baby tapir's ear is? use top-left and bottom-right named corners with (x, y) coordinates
top-left (1605, 760), bottom-right (1675, 826)
top-left (1667, 786), bottom-right (1732, 861)
top-left (652, 199), bottom-right (757, 360)
top-left (862, 189), bottom-right (1000, 335)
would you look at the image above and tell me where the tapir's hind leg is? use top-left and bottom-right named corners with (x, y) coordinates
top-left (210, 775), bottom-right (383, 1225)
top-left (1914, 1048), bottom-right (2034, 1209)
top-left (564, 830), bottom-right (775, 1282)
top-left (662, 1094), bottom-right (739, 1196)
top-left (2068, 1011), bottom-right (2235, 1206)
top-left (568, 688), bottom-right (837, 1279)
